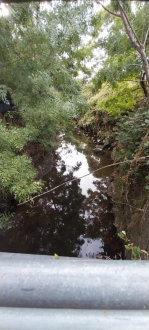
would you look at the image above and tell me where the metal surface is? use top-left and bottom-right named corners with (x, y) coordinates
top-left (0, 252), bottom-right (149, 309)
top-left (0, 308), bottom-right (149, 330)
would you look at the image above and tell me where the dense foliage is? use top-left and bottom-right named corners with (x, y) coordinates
top-left (92, 1), bottom-right (149, 96)
top-left (0, 0), bottom-right (149, 204)
top-left (114, 108), bottom-right (149, 161)
top-left (81, 0), bottom-right (149, 193)
top-left (0, 1), bottom-right (92, 202)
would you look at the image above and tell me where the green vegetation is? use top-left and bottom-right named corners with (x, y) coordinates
top-left (115, 108), bottom-right (149, 161)
top-left (0, 212), bottom-right (14, 229)
top-left (81, 0), bottom-right (149, 186)
top-left (79, 1), bottom-right (149, 255)
top-left (0, 1), bottom-right (92, 202)
top-left (118, 231), bottom-right (149, 260)
top-left (92, 1), bottom-right (149, 95)
top-left (0, 0), bottom-right (148, 259)
top-left (0, 0), bottom-right (148, 236)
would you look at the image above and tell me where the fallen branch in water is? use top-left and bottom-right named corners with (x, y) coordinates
top-left (18, 156), bottom-right (146, 206)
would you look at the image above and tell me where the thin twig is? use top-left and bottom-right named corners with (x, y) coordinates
top-left (112, 198), bottom-right (148, 212)
top-left (18, 156), bottom-right (146, 206)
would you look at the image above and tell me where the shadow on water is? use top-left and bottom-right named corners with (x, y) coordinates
top-left (0, 132), bottom-right (123, 258)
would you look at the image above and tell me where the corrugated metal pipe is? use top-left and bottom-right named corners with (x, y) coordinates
top-left (0, 252), bottom-right (149, 330)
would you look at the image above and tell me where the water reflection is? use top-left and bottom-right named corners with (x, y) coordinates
top-left (0, 133), bottom-right (123, 258)
top-left (57, 141), bottom-right (101, 196)
top-left (77, 236), bottom-right (104, 258)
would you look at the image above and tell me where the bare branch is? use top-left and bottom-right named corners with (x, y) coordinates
top-left (95, 0), bottom-right (121, 18)
top-left (112, 198), bottom-right (145, 212)
top-left (117, 0), bottom-right (142, 52)
top-left (144, 27), bottom-right (149, 48)
top-left (96, 0), bottom-right (149, 86)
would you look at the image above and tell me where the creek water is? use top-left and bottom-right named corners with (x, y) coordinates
top-left (0, 132), bottom-right (123, 258)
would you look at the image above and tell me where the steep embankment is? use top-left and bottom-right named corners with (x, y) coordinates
top-left (79, 86), bottom-right (149, 258)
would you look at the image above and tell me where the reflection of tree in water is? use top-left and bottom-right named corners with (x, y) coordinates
top-left (39, 161), bottom-right (86, 257)
top-left (84, 147), bottom-right (113, 178)
top-left (81, 179), bottom-right (122, 258)
top-left (0, 160), bottom-right (87, 257)
top-left (0, 140), bottom-right (123, 258)
top-left (39, 142), bottom-right (123, 258)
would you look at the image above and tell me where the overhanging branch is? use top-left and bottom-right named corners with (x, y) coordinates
top-left (117, 0), bottom-right (143, 49)
top-left (95, 0), bottom-right (121, 18)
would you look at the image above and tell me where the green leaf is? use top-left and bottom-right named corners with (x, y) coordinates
top-left (124, 245), bottom-right (132, 250)
top-left (54, 254), bottom-right (59, 259)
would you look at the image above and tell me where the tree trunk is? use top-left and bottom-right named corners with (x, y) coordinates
top-left (140, 49), bottom-right (149, 86)
top-left (140, 72), bottom-right (148, 98)
top-left (117, 0), bottom-right (149, 96)
top-left (97, 0), bottom-right (149, 96)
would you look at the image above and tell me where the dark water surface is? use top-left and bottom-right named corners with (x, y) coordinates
top-left (0, 132), bottom-right (122, 258)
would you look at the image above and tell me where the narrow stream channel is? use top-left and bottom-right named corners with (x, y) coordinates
top-left (0, 132), bottom-right (123, 258)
